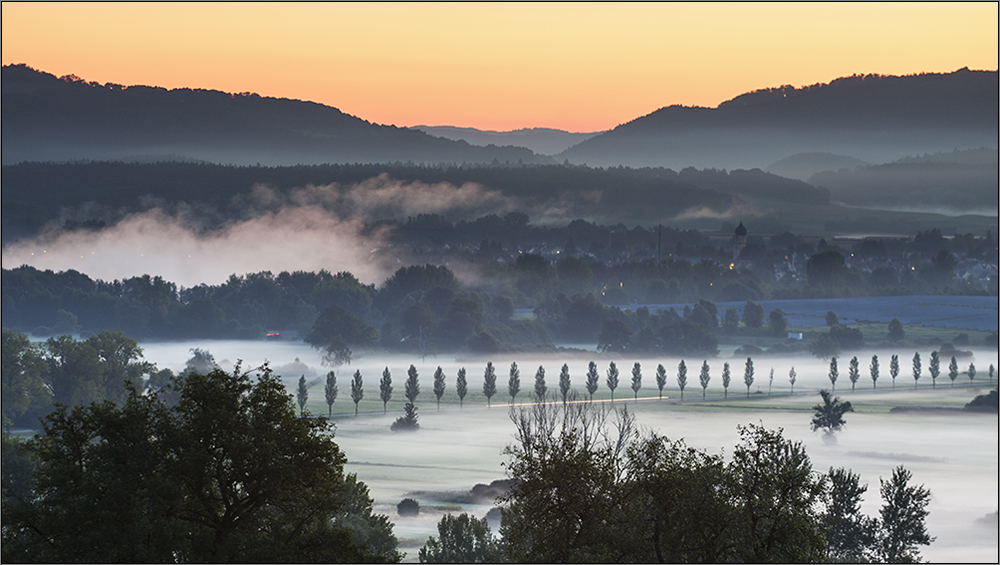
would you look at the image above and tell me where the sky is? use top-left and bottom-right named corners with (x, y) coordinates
top-left (2, 2), bottom-right (997, 132)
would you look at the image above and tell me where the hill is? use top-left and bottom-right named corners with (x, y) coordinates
top-left (412, 126), bottom-right (600, 155)
top-left (559, 69), bottom-right (998, 170)
top-left (1, 64), bottom-right (549, 166)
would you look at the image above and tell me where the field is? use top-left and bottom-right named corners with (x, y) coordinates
top-left (139, 341), bottom-right (999, 563)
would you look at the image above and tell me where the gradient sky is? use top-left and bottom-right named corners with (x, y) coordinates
top-left (3, 2), bottom-right (997, 132)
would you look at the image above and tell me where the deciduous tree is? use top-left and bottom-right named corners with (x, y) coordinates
top-left (419, 513), bottom-right (502, 564)
top-left (912, 352), bottom-right (921, 388)
top-left (877, 466), bottom-right (934, 563)
top-left (325, 371), bottom-right (338, 416)
top-left (811, 390), bottom-right (853, 441)
top-left (789, 366), bottom-right (797, 394)
top-left (677, 360), bottom-right (688, 399)
top-left (655, 363), bottom-right (667, 399)
top-left (630, 362), bottom-right (642, 402)
top-left (744, 357), bottom-right (754, 397)
top-left (929, 351), bottom-right (941, 388)
top-left (558, 364), bottom-right (571, 404)
top-left (456, 368), bottom-right (468, 409)
top-left (828, 357), bottom-right (839, 391)
top-left (586, 361), bottom-right (599, 401)
top-left (351, 370), bottom-right (364, 416)
top-left (297, 375), bottom-right (309, 415)
top-left (848, 356), bottom-right (860, 392)
top-left (482, 362), bottom-right (497, 407)
top-left (380, 367), bottom-right (393, 414)
top-left (723, 362), bottom-right (732, 398)
top-left (433, 367), bottom-right (446, 411)
top-left (890, 354), bottom-right (900, 389)
top-left (508, 362), bottom-right (521, 404)
top-left (606, 361), bottom-right (620, 402)
top-left (870, 355), bottom-right (880, 390)
top-left (699, 361), bottom-right (711, 399)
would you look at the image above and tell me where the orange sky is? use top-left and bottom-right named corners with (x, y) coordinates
top-left (3, 2), bottom-right (997, 132)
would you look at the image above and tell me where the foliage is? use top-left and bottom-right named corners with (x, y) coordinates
top-left (722, 362), bottom-right (732, 398)
top-left (1, 330), bottom-right (49, 432)
top-left (929, 350), bottom-right (941, 387)
top-left (828, 357), bottom-right (839, 391)
top-left (676, 360), bottom-right (688, 399)
top-left (391, 403), bottom-right (419, 432)
top-left (809, 333), bottom-right (841, 360)
top-left (380, 367), bottom-right (393, 413)
top-left (508, 362), bottom-right (520, 403)
top-left (482, 362), bottom-right (497, 407)
top-left (325, 371), bottom-right (338, 416)
top-left (890, 354), bottom-right (900, 388)
top-left (824, 467), bottom-right (877, 562)
top-left (789, 366), bottom-right (797, 393)
top-left (888, 317), bottom-right (906, 341)
top-left (406, 365), bottom-right (420, 404)
top-left (742, 300), bottom-right (764, 328)
top-left (870, 355), bottom-right (880, 389)
top-left (558, 364), bottom-right (571, 404)
top-left (877, 466), bottom-right (934, 563)
top-left (586, 361), bottom-right (600, 401)
top-left (655, 363), bottom-right (667, 399)
top-left (397, 498), bottom-right (420, 517)
top-left (847, 356), bottom-right (860, 391)
top-left (433, 366), bottom-right (447, 410)
top-left (351, 370), bottom-right (364, 416)
top-left (912, 352), bottom-right (922, 387)
top-left (743, 357), bottom-right (754, 396)
top-left (630, 362), bottom-right (642, 402)
top-left (811, 390), bottom-right (854, 438)
top-left (0, 365), bottom-right (401, 563)
top-left (964, 389), bottom-right (998, 412)
top-left (699, 361), bottom-right (711, 398)
top-left (606, 361), bottom-right (620, 402)
top-left (297, 375), bottom-right (309, 415)
top-left (456, 367), bottom-right (468, 409)
top-left (533, 366), bottom-right (547, 401)
top-left (419, 513), bottom-right (503, 564)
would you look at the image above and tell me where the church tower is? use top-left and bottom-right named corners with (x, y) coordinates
top-left (733, 220), bottom-right (747, 261)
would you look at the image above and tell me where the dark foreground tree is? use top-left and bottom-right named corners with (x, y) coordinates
top-left (824, 467), bottom-right (877, 562)
top-left (877, 466), bottom-right (934, 563)
top-left (419, 513), bottom-right (503, 564)
top-left (811, 389), bottom-right (854, 442)
top-left (0, 365), bottom-right (401, 563)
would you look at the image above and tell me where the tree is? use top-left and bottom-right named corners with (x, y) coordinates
top-left (825, 467), bottom-right (876, 562)
top-left (508, 362), bottom-right (521, 404)
top-left (809, 333), bottom-right (841, 360)
top-left (351, 370), bottom-right (364, 416)
top-left (406, 365), bottom-right (420, 405)
top-left (2, 330), bottom-right (50, 433)
top-left (789, 366), bottom-right (797, 394)
top-left (456, 368), bottom-right (468, 409)
top-left (530, 366), bottom-right (546, 401)
top-left (768, 308), bottom-right (788, 336)
top-left (630, 362), bottom-right (642, 402)
top-left (655, 363), bottom-right (667, 399)
top-left (558, 364), bottom-right (571, 404)
top-left (676, 360), bottom-right (688, 399)
top-left (606, 361), bottom-right (620, 402)
top-left (586, 361), bottom-right (600, 401)
top-left (743, 300), bottom-right (764, 328)
top-left (877, 466), bottom-right (934, 563)
top-left (305, 305), bottom-right (378, 359)
top-left (888, 318), bottom-right (905, 341)
top-left (948, 355), bottom-right (959, 386)
top-left (380, 367), bottom-right (393, 414)
top-left (890, 354), bottom-right (900, 389)
top-left (597, 319), bottom-right (631, 353)
top-left (0, 365), bottom-right (401, 563)
top-left (811, 390), bottom-right (854, 441)
top-left (768, 367), bottom-right (774, 395)
top-left (912, 352), bottom-right (921, 388)
top-left (699, 361), bottom-right (711, 399)
top-left (848, 356), bottom-right (860, 392)
top-left (825, 310), bottom-right (840, 326)
top-left (297, 375), bottom-right (309, 415)
top-left (929, 351), bottom-right (941, 388)
top-left (989, 364), bottom-right (996, 383)
top-left (433, 367), bottom-right (446, 411)
top-left (870, 355), bottom-right (880, 390)
top-left (419, 513), bottom-right (502, 564)
top-left (967, 362), bottom-right (976, 384)
top-left (744, 357), bottom-right (754, 397)
top-left (477, 363), bottom-right (496, 408)
top-left (391, 403), bottom-right (419, 432)
top-left (325, 371), bottom-right (338, 416)
top-left (723, 362), bottom-right (732, 398)
top-left (828, 357), bottom-right (839, 391)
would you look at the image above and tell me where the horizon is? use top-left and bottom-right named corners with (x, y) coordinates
top-left (3, 3), bottom-right (997, 132)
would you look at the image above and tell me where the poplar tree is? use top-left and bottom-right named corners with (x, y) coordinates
top-left (508, 362), bottom-right (520, 404)
top-left (534, 366), bottom-right (547, 401)
top-left (630, 362), bottom-right (642, 402)
top-left (967, 363), bottom-right (976, 384)
top-left (405, 365), bottom-right (420, 404)
top-left (912, 352), bottom-right (921, 388)
top-left (928, 351), bottom-right (941, 388)
top-left (324, 370), bottom-right (338, 416)
top-left (890, 354), bottom-right (900, 389)
top-left (379, 367), bottom-right (393, 414)
top-left (744, 357), bottom-right (754, 397)
top-left (586, 361), bottom-right (599, 401)
top-left (870, 355), bottom-right (879, 389)
top-left (789, 366), bottom-right (797, 394)
top-left (699, 361), bottom-right (711, 399)
top-left (456, 367), bottom-right (468, 409)
top-left (848, 356), bottom-right (860, 392)
top-left (482, 362), bottom-right (497, 407)
top-left (676, 360), bottom-right (688, 399)
top-left (606, 361), bottom-right (619, 402)
top-left (722, 362), bottom-right (732, 398)
top-left (297, 375), bottom-right (309, 416)
top-left (655, 363), bottom-right (667, 399)
top-left (433, 366), bottom-right (446, 411)
top-left (829, 357), bottom-right (839, 391)
top-left (558, 364), bottom-right (571, 404)
top-left (351, 370), bottom-right (364, 416)
top-left (948, 356), bottom-right (958, 386)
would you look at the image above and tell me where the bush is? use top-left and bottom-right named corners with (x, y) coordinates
top-left (398, 498), bottom-right (420, 517)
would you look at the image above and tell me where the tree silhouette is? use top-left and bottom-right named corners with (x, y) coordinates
top-left (534, 366), bottom-right (547, 401)
top-left (456, 367), bottom-right (468, 409)
top-left (433, 366), bottom-right (446, 411)
top-left (508, 362), bottom-right (520, 404)
top-left (482, 362), bottom-right (497, 407)
top-left (558, 364), bottom-right (571, 404)
top-left (744, 357), bottom-right (754, 397)
top-left (297, 375), bottom-right (309, 416)
top-left (929, 351), bottom-right (941, 388)
top-left (828, 357), bottom-right (839, 391)
top-left (324, 371), bottom-right (338, 416)
top-left (912, 352), bottom-right (921, 388)
top-left (379, 367), bottom-right (393, 414)
top-left (967, 362), bottom-right (976, 384)
top-left (606, 362), bottom-right (620, 402)
top-left (890, 354), bottom-right (900, 389)
top-left (848, 356), bottom-right (860, 392)
top-left (789, 366), bottom-right (797, 394)
top-left (811, 389), bottom-right (854, 441)
top-left (405, 365), bottom-right (420, 405)
top-left (655, 363), bottom-right (667, 399)
top-left (699, 361), bottom-right (711, 399)
top-left (351, 370), bottom-right (364, 416)
top-left (676, 360), bottom-right (688, 399)
top-left (586, 361), bottom-right (599, 401)
top-left (722, 362), bottom-right (731, 398)
top-left (877, 466), bottom-right (934, 563)
top-left (630, 362), bottom-right (642, 402)
top-left (869, 355), bottom-right (879, 390)
top-left (887, 318), bottom-right (905, 341)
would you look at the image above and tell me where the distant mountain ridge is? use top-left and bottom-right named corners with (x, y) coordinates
top-left (1, 64), bottom-right (549, 166)
top-left (412, 125), bottom-right (600, 155)
top-left (559, 68), bottom-right (998, 169)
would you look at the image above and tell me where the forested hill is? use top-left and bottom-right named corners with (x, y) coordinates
top-left (559, 68), bottom-right (999, 169)
top-left (1, 64), bottom-right (548, 166)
